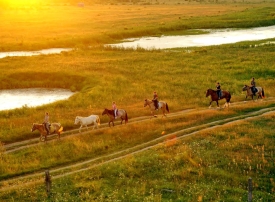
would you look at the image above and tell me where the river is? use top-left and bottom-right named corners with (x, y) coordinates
top-left (0, 88), bottom-right (75, 111)
top-left (107, 25), bottom-right (275, 49)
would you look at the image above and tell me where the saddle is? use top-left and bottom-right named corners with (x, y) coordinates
top-left (43, 122), bottom-right (51, 131)
top-left (152, 99), bottom-right (159, 109)
top-left (216, 90), bottom-right (223, 97)
top-left (251, 86), bottom-right (257, 93)
top-left (113, 110), bottom-right (119, 117)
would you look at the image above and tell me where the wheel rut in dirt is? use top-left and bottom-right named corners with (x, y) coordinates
top-left (1, 98), bottom-right (275, 191)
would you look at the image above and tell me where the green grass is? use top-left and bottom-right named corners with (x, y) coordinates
top-left (0, 40), bottom-right (275, 144)
top-left (1, 2), bottom-right (275, 51)
top-left (0, 111), bottom-right (274, 201)
top-left (0, 1), bottom-right (275, 201)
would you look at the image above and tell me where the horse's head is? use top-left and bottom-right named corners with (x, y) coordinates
top-left (144, 99), bottom-right (149, 107)
top-left (205, 89), bottom-right (211, 97)
top-left (31, 123), bottom-right (37, 132)
top-left (74, 116), bottom-right (80, 125)
top-left (102, 109), bottom-right (107, 115)
top-left (242, 85), bottom-right (248, 91)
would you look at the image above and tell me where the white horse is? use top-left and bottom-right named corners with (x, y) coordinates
top-left (74, 115), bottom-right (100, 133)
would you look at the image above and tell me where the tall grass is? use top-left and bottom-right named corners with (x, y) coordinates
top-left (1, 40), bottom-right (275, 143)
top-left (0, 111), bottom-right (274, 201)
top-left (1, 2), bottom-right (275, 51)
top-left (0, 1), bottom-right (275, 200)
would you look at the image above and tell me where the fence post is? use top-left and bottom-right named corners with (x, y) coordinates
top-left (248, 177), bottom-right (252, 202)
top-left (45, 170), bottom-right (51, 196)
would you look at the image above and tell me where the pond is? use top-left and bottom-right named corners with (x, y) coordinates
top-left (0, 88), bottom-right (75, 111)
top-left (0, 48), bottom-right (73, 59)
top-left (107, 25), bottom-right (275, 49)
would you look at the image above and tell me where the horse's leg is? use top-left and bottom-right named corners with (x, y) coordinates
top-left (209, 101), bottom-right (212, 108)
top-left (162, 108), bottom-right (166, 118)
top-left (79, 125), bottom-right (83, 133)
top-left (216, 101), bottom-right (219, 108)
top-left (152, 108), bottom-right (157, 117)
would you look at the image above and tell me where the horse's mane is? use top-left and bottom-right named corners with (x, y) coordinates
top-left (105, 108), bottom-right (114, 112)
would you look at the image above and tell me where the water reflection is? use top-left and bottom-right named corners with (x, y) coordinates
top-left (0, 88), bottom-right (75, 111)
top-left (0, 48), bottom-right (73, 59)
top-left (107, 25), bottom-right (275, 49)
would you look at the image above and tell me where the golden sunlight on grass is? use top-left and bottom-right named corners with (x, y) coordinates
top-left (3, 0), bottom-right (41, 6)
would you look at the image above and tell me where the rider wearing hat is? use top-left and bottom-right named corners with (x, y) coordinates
top-left (216, 82), bottom-right (221, 100)
top-left (112, 101), bottom-right (118, 119)
top-left (43, 112), bottom-right (50, 135)
top-left (152, 91), bottom-right (159, 110)
top-left (251, 77), bottom-right (256, 96)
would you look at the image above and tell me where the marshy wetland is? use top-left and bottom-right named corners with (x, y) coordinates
top-left (0, 0), bottom-right (274, 201)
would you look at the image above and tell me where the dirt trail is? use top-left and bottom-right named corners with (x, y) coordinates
top-left (4, 98), bottom-right (273, 153)
top-left (1, 98), bottom-right (275, 191)
top-left (4, 109), bottom-right (194, 153)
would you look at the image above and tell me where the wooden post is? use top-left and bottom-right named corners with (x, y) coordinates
top-left (248, 177), bottom-right (252, 202)
top-left (45, 170), bottom-right (51, 196)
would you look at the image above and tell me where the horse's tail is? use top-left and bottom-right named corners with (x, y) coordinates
top-left (58, 126), bottom-right (63, 133)
top-left (226, 92), bottom-right (231, 103)
top-left (166, 103), bottom-right (169, 113)
top-left (262, 88), bottom-right (265, 98)
top-left (97, 115), bottom-right (101, 125)
top-left (125, 112), bottom-right (128, 123)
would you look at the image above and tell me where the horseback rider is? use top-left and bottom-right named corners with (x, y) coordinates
top-left (43, 112), bottom-right (50, 135)
top-left (216, 82), bottom-right (221, 100)
top-left (250, 77), bottom-right (256, 96)
top-left (152, 91), bottom-right (159, 110)
top-left (112, 101), bottom-right (118, 119)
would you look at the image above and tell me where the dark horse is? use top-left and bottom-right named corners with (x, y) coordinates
top-left (102, 108), bottom-right (128, 127)
top-left (206, 89), bottom-right (231, 108)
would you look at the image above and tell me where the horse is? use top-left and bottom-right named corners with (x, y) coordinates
top-left (74, 115), bottom-right (100, 133)
top-left (143, 99), bottom-right (169, 117)
top-left (206, 89), bottom-right (231, 108)
top-left (242, 85), bottom-right (265, 100)
top-left (31, 123), bottom-right (63, 142)
top-left (102, 108), bottom-right (128, 127)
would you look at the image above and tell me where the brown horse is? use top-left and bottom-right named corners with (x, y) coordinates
top-left (242, 85), bottom-right (265, 100)
top-left (102, 108), bottom-right (128, 127)
top-left (31, 123), bottom-right (63, 142)
top-left (206, 89), bottom-right (231, 108)
top-left (144, 99), bottom-right (169, 117)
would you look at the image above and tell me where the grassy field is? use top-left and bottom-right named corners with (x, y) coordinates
top-left (0, 0), bottom-right (275, 201)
